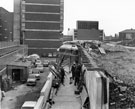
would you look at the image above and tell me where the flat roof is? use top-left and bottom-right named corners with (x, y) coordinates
top-left (7, 61), bottom-right (31, 67)
top-left (120, 29), bottom-right (135, 33)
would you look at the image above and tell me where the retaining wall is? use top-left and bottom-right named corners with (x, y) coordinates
top-left (34, 73), bottom-right (54, 109)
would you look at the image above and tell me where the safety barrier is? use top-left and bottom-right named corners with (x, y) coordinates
top-left (81, 47), bottom-right (109, 109)
top-left (34, 72), bottom-right (54, 109)
top-left (34, 96), bottom-right (44, 109)
top-left (85, 70), bottom-right (109, 109)
top-left (40, 73), bottom-right (53, 96)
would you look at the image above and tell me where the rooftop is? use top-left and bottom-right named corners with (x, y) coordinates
top-left (7, 60), bottom-right (31, 67)
top-left (120, 29), bottom-right (135, 33)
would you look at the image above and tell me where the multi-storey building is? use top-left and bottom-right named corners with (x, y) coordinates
top-left (76, 20), bottom-right (103, 40)
top-left (67, 28), bottom-right (77, 40)
top-left (0, 7), bottom-right (13, 41)
top-left (14, 0), bottom-right (64, 56)
top-left (77, 21), bottom-right (99, 30)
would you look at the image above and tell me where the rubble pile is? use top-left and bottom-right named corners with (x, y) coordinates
top-left (88, 43), bottom-right (135, 108)
top-left (109, 79), bottom-right (135, 108)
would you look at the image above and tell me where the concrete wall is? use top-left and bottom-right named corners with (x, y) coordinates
top-left (21, 0), bottom-right (63, 55)
top-left (25, 0), bottom-right (60, 4)
top-left (7, 65), bottom-right (29, 82)
top-left (25, 22), bottom-right (60, 30)
top-left (77, 21), bottom-right (99, 30)
top-left (25, 31), bottom-right (60, 39)
top-left (34, 73), bottom-right (54, 109)
top-left (24, 40), bottom-right (62, 55)
top-left (85, 70), bottom-right (101, 109)
top-left (13, 0), bottom-right (21, 43)
top-left (77, 29), bottom-right (101, 40)
top-left (63, 35), bottom-right (73, 42)
top-left (0, 41), bottom-right (19, 48)
top-left (25, 40), bottom-right (61, 48)
top-left (0, 7), bottom-right (13, 41)
top-left (0, 46), bottom-right (27, 68)
top-left (25, 14), bottom-right (60, 21)
top-left (85, 70), bottom-right (109, 109)
top-left (25, 5), bottom-right (60, 13)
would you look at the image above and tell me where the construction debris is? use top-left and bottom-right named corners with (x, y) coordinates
top-left (88, 43), bottom-right (135, 108)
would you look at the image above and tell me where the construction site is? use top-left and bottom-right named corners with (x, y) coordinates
top-left (1, 0), bottom-right (135, 109)
top-left (89, 42), bottom-right (135, 108)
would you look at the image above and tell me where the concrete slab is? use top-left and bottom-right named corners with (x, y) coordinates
top-left (51, 101), bottom-right (81, 109)
top-left (51, 72), bottom-right (81, 109)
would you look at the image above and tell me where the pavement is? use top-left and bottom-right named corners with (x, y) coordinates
top-left (51, 66), bottom-right (81, 109)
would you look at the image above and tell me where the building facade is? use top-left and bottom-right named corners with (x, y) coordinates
top-left (63, 35), bottom-right (73, 42)
top-left (67, 28), bottom-right (78, 40)
top-left (119, 29), bottom-right (135, 40)
top-left (21, 0), bottom-right (64, 56)
top-left (77, 29), bottom-right (103, 40)
top-left (76, 21), bottom-right (103, 40)
top-left (0, 7), bottom-right (13, 41)
top-left (77, 21), bottom-right (99, 30)
top-left (14, 0), bottom-right (64, 56)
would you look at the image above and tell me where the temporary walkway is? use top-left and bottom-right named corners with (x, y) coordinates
top-left (50, 67), bottom-right (81, 109)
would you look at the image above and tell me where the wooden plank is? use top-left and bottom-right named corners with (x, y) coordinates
top-left (98, 47), bottom-right (106, 54)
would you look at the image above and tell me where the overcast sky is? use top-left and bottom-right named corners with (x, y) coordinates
top-left (1, 0), bottom-right (135, 36)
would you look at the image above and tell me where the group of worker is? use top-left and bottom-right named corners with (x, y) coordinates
top-left (60, 67), bottom-right (65, 85)
top-left (71, 62), bottom-right (82, 86)
top-left (59, 61), bottom-right (82, 86)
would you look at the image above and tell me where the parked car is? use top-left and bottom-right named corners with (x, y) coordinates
top-left (33, 73), bottom-right (40, 80)
top-left (35, 59), bottom-right (42, 66)
top-left (43, 60), bottom-right (49, 67)
top-left (32, 69), bottom-right (40, 80)
top-left (21, 101), bottom-right (37, 109)
top-left (48, 53), bottom-right (53, 57)
top-left (31, 54), bottom-right (40, 60)
top-left (27, 74), bottom-right (37, 86)
top-left (36, 64), bottom-right (44, 73)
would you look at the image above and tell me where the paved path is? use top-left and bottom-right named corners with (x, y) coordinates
top-left (51, 70), bottom-right (81, 109)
